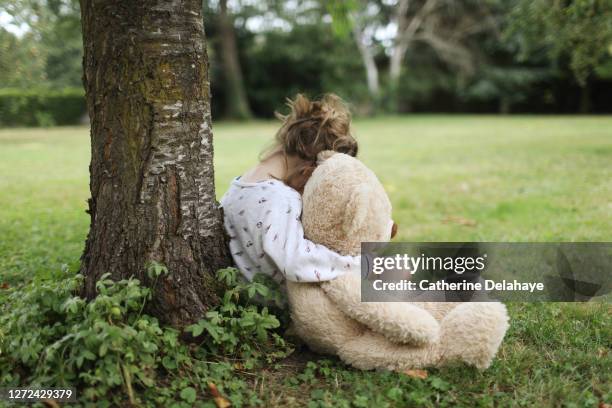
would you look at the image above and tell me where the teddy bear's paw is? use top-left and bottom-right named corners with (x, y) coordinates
top-left (337, 331), bottom-right (439, 371)
top-left (372, 303), bottom-right (441, 346)
top-left (337, 332), bottom-right (404, 371)
top-left (438, 302), bottom-right (510, 370)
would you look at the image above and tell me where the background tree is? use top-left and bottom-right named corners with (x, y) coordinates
top-left (325, 0), bottom-right (388, 113)
top-left (236, 1), bottom-right (369, 116)
top-left (328, 0), bottom-right (502, 112)
top-left (1, 0), bottom-right (611, 123)
top-left (0, 28), bottom-right (47, 87)
top-left (460, 1), bottom-right (550, 114)
top-left (506, 0), bottom-right (612, 113)
top-left (0, 0), bottom-right (82, 88)
top-left (388, 0), bottom-right (499, 111)
top-left (216, 0), bottom-right (252, 119)
top-left (79, 0), bottom-right (230, 327)
top-left (351, 7), bottom-right (381, 100)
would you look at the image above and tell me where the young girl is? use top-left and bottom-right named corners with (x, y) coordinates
top-left (220, 94), bottom-right (360, 285)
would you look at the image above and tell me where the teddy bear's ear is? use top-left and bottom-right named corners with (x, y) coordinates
top-left (317, 150), bottom-right (336, 165)
top-left (343, 184), bottom-right (372, 236)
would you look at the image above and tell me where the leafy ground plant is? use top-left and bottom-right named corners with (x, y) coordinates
top-left (0, 266), bottom-right (292, 407)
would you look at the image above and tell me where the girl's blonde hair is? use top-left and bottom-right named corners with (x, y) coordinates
top-left (264, 93), bottom-right (358, 192)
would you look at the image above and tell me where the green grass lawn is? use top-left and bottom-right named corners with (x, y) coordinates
top-left (0, 116), bottom-right (611, 406)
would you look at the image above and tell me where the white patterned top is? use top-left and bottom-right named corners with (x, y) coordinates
top-left (219, 177), bottom-right (359, 283)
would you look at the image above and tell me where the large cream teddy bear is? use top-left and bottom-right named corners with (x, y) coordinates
top-left (286, 152), bottom-right (509, 371)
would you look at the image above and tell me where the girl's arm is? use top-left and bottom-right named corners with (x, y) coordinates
top-left (262, 194), bottom-right (360, 282)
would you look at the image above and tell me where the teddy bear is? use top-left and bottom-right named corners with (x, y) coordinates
top-left (286, 151), bottom-right (509, 371)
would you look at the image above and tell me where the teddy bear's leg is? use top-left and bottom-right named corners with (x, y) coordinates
top-left (337, 331), bottom-right (442, 371)
top-left (286, 281), bottom-right (363, 356)
top-left (437, 302), bottom-right (509, 370)
top-left (416, 302), bottom-right (459, 321)
top-left (321, 275), bottom-right (440, 346)
top-left (344, 302), bottom-right (441, 346)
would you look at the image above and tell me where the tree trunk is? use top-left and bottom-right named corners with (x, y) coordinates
top-left (389, 0), bottom-right (411, 85)
top-left (79, 0), bottom-right (231, 327)
top-left (389, 42), bottom-right (407, 85)
top-left (499, 98), bottom-right (511, 114)
top-left (579, 81), bottom-right (591, 114)
top-left (351, 19), bottom-right (379, 98)
top-left (218, 0), bottom-right (252, 120)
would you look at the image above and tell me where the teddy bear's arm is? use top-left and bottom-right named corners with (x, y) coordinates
top-left (321, 274), bottom-right (440, 346)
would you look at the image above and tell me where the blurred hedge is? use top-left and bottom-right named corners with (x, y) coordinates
top-left (0, 88), bottom-right (86, 127)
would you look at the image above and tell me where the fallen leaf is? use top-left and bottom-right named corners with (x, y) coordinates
top-left (214, 397), bottom-right (231, 408)
top-left (0, 282), bottom-right (9, 289)
top-left (42, 400), bottom-right (60, 408)
top-left (442, 215), bottom-right (477, 227)
top-left (208, 382), bottom-right (221, 398)
top-left (208, 382), bottom-right (231, 408)
top-left (403, 369), bottom-right (428, 379)
top-left (599, 402), bottom-right (611, 408)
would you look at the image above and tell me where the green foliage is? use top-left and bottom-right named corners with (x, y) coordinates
top-left (324, 0), bottom-right (359, 38)
top-left (0, 266), bottom-right (291, 406)
top-left (0, 87), bottom-right (85, 127)
top-left (238, 23), bottom-right (370, 117)
top-left (43, 11), bottom-right (83, 88)
top-left (1, 271), bottom-right (168, 404)
top-left (1, 0), bottom-right (83, 89)
top-left (186, 268), bottom-right (290, 364)
top-left (395, 49), bottom-right (459, 112)
top-left (3, 0), bottom-right (612, 123)
top-left (461, 66), bottom-right (549, 112)
top-left (0, 29), bottom-right (47, 88)
top-left (506, 0), bottom-right (612, 85)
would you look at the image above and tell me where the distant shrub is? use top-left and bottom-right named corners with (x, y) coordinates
top-left (0, 88), bottom-right (86, 127)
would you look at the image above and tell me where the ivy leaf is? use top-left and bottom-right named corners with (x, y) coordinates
top-left (430, 376), bottom-right (450, 391)
top-left (187, 323), bottom-right (204, 337)
top-left (217, 267), bottom-right (238, 286)
top-left (146, 261), bottom-right (168, 279)
top-left (180, 387), bottom-right (197, 403)
top-left (254, 283), bottom-right (269, 297)
top-left (162, 356), bottom-right (177, 370)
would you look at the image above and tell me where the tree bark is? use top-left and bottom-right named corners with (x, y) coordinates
top-left (79, 0), bottom-right (231, 327)
top-left (389, 0), bottom-right (409, 85)
top-left (218, 0), bottom-right (252, 120)
top-left (351, 18), bottom-right (380, 99)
